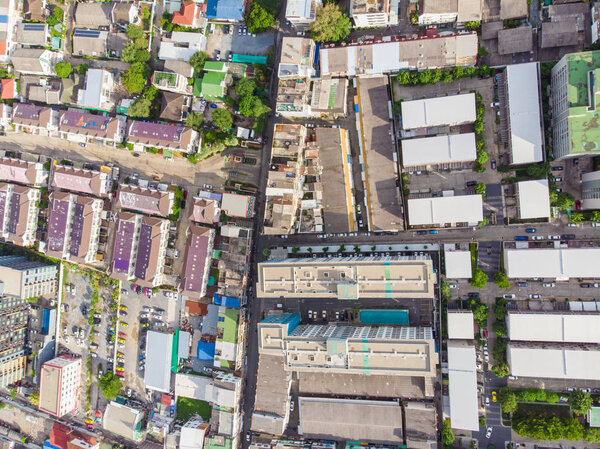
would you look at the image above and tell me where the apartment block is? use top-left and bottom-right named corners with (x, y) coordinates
top-left (117, 185), bottom-right (174, 217)
top-left (350, 0), bottom-right (394, 27)
top-left (581, 170), bottom-right (600, 210)
top-left (39, 355), bottom-right (82, 417)
top-left (0, 290), bottom-right (29, 388)
top-left (0, 157), bottom-right (46, 187)
top-left (0, 183), bottom-right (40, 247)
top-left (58, 110), bottom-right (125, 146)
top-left (11, 103), bottom-right (59, 136)
top-left (51, 165), bottom-right (111, 197)
top-left (0, 255), bottom-right (58, 299)
top-left (182, 225), bottom-right (215, 300)
top-left (278, 38), bottom-right (316, 78)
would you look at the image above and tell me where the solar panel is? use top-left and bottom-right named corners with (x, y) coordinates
top-left (23, 23), bottom-right (45, 31)
top-left (74, 29), bottom-right (101, 38)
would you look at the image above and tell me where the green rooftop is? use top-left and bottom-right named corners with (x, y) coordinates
top-left (205, 437), bottom-right (232, 449)
top-left (589, 407), bottom-right (600, 427)
top-left (204, 61), bottom-right (227, 72)
top-left (217, 308), bottom-right (239, 344)
top-left (198, 71), bottom-right (226, 101)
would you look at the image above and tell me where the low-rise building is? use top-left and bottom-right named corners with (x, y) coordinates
top-left (117, 184), bottom-right (174, 217)
top-left (500, 0), bottom-right (527, 19)
top-left (160, 91), bottom-right (191, 122)
top-left (189, 196), bottom-right (220, 225)
top-left (11, 48), bottom-right (58, 75)
top-left (175, 371), bottom-right (241, 408)
top-left (48, 423), bottom-right (99, 449)
top-left (179, 419), bottom-right (210, 449)
top-left (418, 0), bottom-right (482, 25)
top-left (77, 69), bottom-right (114, 111)
top-left (221, 193), bottom-right (255, 219)
top-left (407, 195), bottom-right (483, 227)
top-left (112, 2), bottom-right (139, 27)
top-left (38, 355), bottom-right (81, 417)
top-left (58, 110), bottom-right (125, 145)
top-left (0, 104), bottom-right (11, 127)
top-left (350, 0), bottom-right (394, 27)
top-left (0, 156), bottom-right (46, 187)
top-left (447, 340), bottom-right (478, 431)
top-left (0, 184), bottom-right (40, 247)
top-left (12, 103), bottom-right (59, 135)
top-left (504, 247), bottom-right (600, 280)
top-left (205, 0), bottom-right (244, 21)
top-left (516, 179), bottom-right (551, 220)
top-left (401, 133), bottom-right (476, 169)
top-left (507, 312), bottom-right (600, 344)
top-left (152, 71), bottom-right (190, 94)
top-left (215, 307), bottom-right (240, 370)
top-left (285, 0), bottom-right (321, 25)
top-left (72, 29), bottom-right (108, 58)
top-left (447, 311), bottom-right (474, 339)
top-left (75, 2), bottom-right (111, 28)
top-left (582, 170), bottom-right (600, 210)
top-left (278, 37), bottom-right (316, 78)
top-left (444, 248), bottom-right (472, 279)
top-left (103, 402), bottom-right (144, 442)
top-left (401, 93), bottom-right (476, 130)
top-left (145, 331), bottom-right (174, 393)
top-left (310, 78), bottom-right (347, 117)
top-left (182, 225), bottom-right (215, 300)
top-left (23, 0), bottom-right (46, 22)
top-left (0, 256), bottom-right (57, 299)
top-left (172, 1), bottom-right (205, 28)
top-left (126, 120), bottom-right (199, 153)
top-left (51, 165), bottom-right (111, 197)
top-left (159, 31), bottom-right (207, 61)
top-left (16, 22), bottom-right (49, 47)
top-left (497, 26), bottom-right (533, 55)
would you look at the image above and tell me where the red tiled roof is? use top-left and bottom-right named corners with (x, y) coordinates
top-left (50, 423), bottom-right (70, 449)
top-left (0, 42), bottom-right (7, 56)
top-left (172, 1), bottom-right (197, 25)
top-left (1, 79), bottom-right (15, 100)
top-left (185, 300), bottom-right (208, 315)
top-left (161, 393), bottom-right (172, 406)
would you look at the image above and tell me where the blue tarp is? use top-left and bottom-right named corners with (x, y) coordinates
top-left (44, 442), bottom-right (62, 449)
top-left (197, 342), bottom-right (215, 360)
top-left (205, 0), bottom-right (243, 21)
top-left (213, 293), bottom-right (241, 309)
top-left (42, 308), bottom-right (50, 335)
top-left (0, 15), bottom-right (8, 23)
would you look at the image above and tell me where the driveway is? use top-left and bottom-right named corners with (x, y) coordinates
top-left (206, 26), bottom-right (275, 59)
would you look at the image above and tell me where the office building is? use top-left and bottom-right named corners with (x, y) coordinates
top-left (39, 355), bottom-right (82, 417)
top-left (0, 290), bottom-right (28, 388)
top-left (0, 255), bottom-right (58, 299)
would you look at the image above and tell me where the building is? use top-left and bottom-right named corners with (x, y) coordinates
top-left (205, 0), bottom-right (244, 21)
top-left (581, 170), bottom-right (600, 209)
top-left (447, 340), bottom-right (478, 431)
top-left (110, 212), bottom-right (170, 287)
top-left (0, 184), bottom-right (40, 247)
top-left (0, 79), bottom-right (14, 100)
top-left (551, 51), bottom-right (600, 159)
top-left (350, 0), bottom-right (394, 27)
top-left (541, 19), bottom-right (580, 49)
top-left (11, 48), bottom-right (58, 75)
top-left (72, 29), bottom-right (108, 58)
top-left (278, 37), bottom-right (316, 78)
top-left (401, 93), bottom-right (476, 130)
top-left (189, 197), bottom-right (220, 225)
top-left (112, 2), bottom-right (138, 26)
top-left (500, 0), bottom-right (527, 19)
top-left (23, 0), bottom-right (46, 22)
top-left (507, 312), bottom-right (600, 343)
top-left (11, 103), bottom-right (59, 135)
top-left (497, 26), bottom-right (533, 55)
top-left (21, 76), bottom-right (60, 105)
top-left (418, 0), bottom-right (482, 25)
top-left (447, 311), bottom-right (474, 339)
top-left (48, 423), bottom-right (99, 449)
top-left (0, 256), bottom-right (57, 299)
top-left (75, 2), bottom-right (111, 27)
top-left (46, 192), bottom-right (103, 264)
top-left (0, 104), bottom-right (11, 127)
top-left (516, 179), bottom-right (551, 220)
top-left (152, 71), bottom-right (190, 94)
top-left (504, 247), bottom-right (600, 280)
top-left (0, 290), bottom-right (29, 387)
top-left (221, 193), bottom-right (254, 219)
top-left (126, 120), bottom-right (199, 153)
top-left (145, 331), bottom-right (174, 393)
top-left (172, 1), bottom-right (204, 28)
top-left (401, 133), bottom-right (476, 169)
top-left (58, 110), bottom-right (125, 145)
top-left (214, 307), bottom-right (240, 369)
top-left (179, 419), bottom-right (210, 449)
top-left (51, 165), bottom-right (111, 197)
top-left (159, 32), bottom-right (207, 61)
top-left (76, 69), bottom-right (114, 111)
top-left (407, 195), bottom-right (484, 227)
top-left (195, 71), bottom-right (227, 102)
top-left (257, 256), bottom-right (436, 299)
top-left (160, 91), bottom-right (190, 122)
top-left (285, 0), bottom-right (320, 25)
top-left (38, 355), bottom-right (81, 417)
top-left (319, 32), bottom-right (478, 76)
top-left (0, 156), bottom-right (46, 187)
top-left (15, 22), bottom-right (49, 47)
top-left (501, 63), bottom-right (544, 165)
top-left (117, 184), bottom-right (174, 217)
top-left (444, 249), bottom-right (472, 279)
top-left (310, 78), bottom-right (348, 117)
top-left (182, 225), bottom-right (215, 300)
top-left (103, 402), bottom-right (144, 441)
top-left (0, 0), bottom-right (15, 63)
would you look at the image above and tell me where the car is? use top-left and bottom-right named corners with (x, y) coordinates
top-left (573, 158), bottom-right (579, 166)
top-left (531, 235), bottom-right (544, 240)
top-left (492, 391), bottom-right (497, 402)
top-left (143, 306), bottom-right (152, 312)
top-left (132, 283), bottom-right (138, 292)
top-left (120, 305), bottom-right (128, 312)
top-left (548, 235), bottom-right (561, 240)
top-left (416, 230), bottom-right (427, 235)
top-left (141, 322), bottom-right (149, 328)
top-left (126, 388), bottom-right (133, 396)
top-left (467, 292), bottom-right (480, 298)
top-left (118, 338), bottom-right (126, 344)
top-left (528, 294), bottom-right (541, 299)
top-left (486, 427), bottom-right (492, 439)
top-left (581, 283), bottom-right (593, 288)
top-left (79, 143), bottom-right (86, 148)
top-left (465, 181), bottom-right (478, 187)
top-left (515, 236), bottom-right (528, 241)
top-left (552, 165), bottom-right (564, 171)
top-left (118, 332), bottom-right (127, 338)
top-left (485, 397), bottom-right (490, 406)
top-left (308, 310), bottom-right (313, 319)
top-left (503, 294), bottom-right (515, 299)
top-left (517, 282), bottom-right (528, 287)
top-left (290, 401), bottom-right (295, 412)
top-left (121, 289), bottom-right (129, 296)
top-left (554, 177), bottom-right (563, 182)
top-left (491, 159), bottom-right (497, 169)
top-left (120, 322), bottom-right (129, 328)
top-left (238, 26), bottom-right (242, 35)
top-left (152, 313), bottom-right (162, 320)
top-left (120, 311), bottom-right (127, 317)
top-left (449, 283), bottom-right (458, 289)
top-left (117, 357), bottom-right (125, 363)
top-left (228, 52), bottom-right (233, 62)
top-left (64, 336), bottom-right (70, 344)
top-left (542, 282), bottom-right (556, 288)
top-left (322, 310), bottom-right (326, 318)
top-left (568, 223), bottom-right (579, 227)
top-left (561, 234), bottom-right (576, 240)
top-left (484, 352), bottom-right (489, 363)
top-left (115, 366), bottom-right (124, 372)
top-left (93, 313), bottom-right (102, 319)
top-left (245, 432), bottom-right (251, 443)
top-left (525, 228), bottom-right (536, 233)
top-left (429, 230), bottom-right (438, 234)
top-left (89, 352), bottom-right (98, 358)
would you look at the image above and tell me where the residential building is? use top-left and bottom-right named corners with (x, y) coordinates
top-left (401, 93), bottom-right (476, 130)
top-left (110, 212), bottom-right (169, 287)
top-left (320, 32), bottom-right (478, 76)
top-left (0, 104), bottom-right (10, 127)
top-left (20, 76), bottom-right (61, 105)
top-left (38, 355), bottom-right (82, 417)
top-left (418, 0), bottom-right (482, 25)
top-left (0, 256), bottom-right (58, 299)
top-left (145, 331), bottom-right (174, 393)
top-left (175, 371), bottom-right (241, 409)
top-left (581, 170), bottom-right (600, 209)
top-left (46, 192), bottom-right (103, 264)
top-left (11, 103), bottom-right (58, 135)
top-left (16, 22), bottom-right (49, 47)
top-left (447, 340), bottom-right (478, 431)
top-left (48, 423), bottom-right (99, 449)
top-left (551, 51), bottom-right (600, 159)
top-left (23, 0), bottom-right (46, 21)
top-left (504, 247), bottom-right (600, 280)
top-left (189, 196), bottom-right (220, 225)
top-left (0, 292), bottom-right (28, 388)
top-left (195, 71), bottom-right (227, 102)
top-left (182, 225), bottom-right (215, 300)
top-left (516, 179), bottom-right (551, 220)
top-left (205, 0), bottom-right (244, 21)
top-left (309, 78), bottom-right (347, 117)
top-left (276, 78), bottom-right (310, 117)
top-left (117, 184), bottom-right (174, 217)
top-left (407, 195), bottom-right (484, 227)
top-left (103, 402), bottom-right (144, 442)
top-left (279, 37), bottom-right (316, 78)
top-left (160, 91), bottom-right (191, 122)
top-left (0, 79), bottom-right (14, 100)
top-left (179, 420), bottom-right (210, 449)
top-left (0, 0), bottom-right (16, 63)
top-left (58, 110), bottom-right (125, 145)
top-left (500, 0), bottom-right (527, 19)
top-left (158, 32), bottom-right (207, 61)
top-left (152, 71), bottom-right (190, 94)
top-left (221, 193), bottom-right (255, 218)
top-left (112, 2), bottom-right (139, 27)
top-left (0, 184), bottom-right (40, 247)
top-left (401, 133), bottom-right (476, 169)
top-left (72, 29), bottom-right (109, 58)
top-left (51, 165), bottom-right (111, 197)
top-left (351, 0), bottom-right (394, 27)
top-left (285, 0), bottom-right (321, 25)
top-left (214, 307), bottom-right (240, 369)
top-left (75, 2), bottom-right (111, 28)
top-left (497, 26), bottom-right (533, 55)
top-left (11, 48), bottom-right (58, 75)
top-left (76, 69), bottom-right (114, 111)
top-left (256, 256), bottom-right (436, 299)
top-left (164, 59), bottom-right (194, 78)
top-left (0, 156), bottom-right (46, 187)
top-left (172, 1), bottom-right (205, 28)
top-left (593, 2), bottom-right (600, 44)
top-left (126, 120), bottom-right (199, 153)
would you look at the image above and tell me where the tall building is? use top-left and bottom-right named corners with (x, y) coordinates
top-left (0, 255), bottom-right (58, 299)
top-left (39, 355), bottom-right (82, 417)
top-left (0, 289), bottom-right (29, 388)
top-left (581, 170), bottom-right (600, 210)
top-left (551, 51), bottom-right (600, 159)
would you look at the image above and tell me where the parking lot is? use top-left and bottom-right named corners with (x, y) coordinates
top-left (205, 25), bottom-right (275, 60)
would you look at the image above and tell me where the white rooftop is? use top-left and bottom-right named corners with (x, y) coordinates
top-left (507, 312), bottom-right (600, 343)
top-left (504, 248), bottom-right (600, 280)
top-left (407, 195), bottom-right (483, 226)
top-left (444, 250), bottom-right (473, 279)
top-left (447, 311), bottom-right (475, 339)
top-left (401, 133), bottom-right (476, 167)
top-left (144, 331), bottom-right (173, 393)
top-left (507, 344), bottom-right (600, 380)
top-left (447, 341), bottom-right (479, 431)
top-left (159, 32), bottom-right (207, 61)
top-left (285, 0), bottom-right (312, 19)
top-left (517, 179), bottom-right (551, 219)
top-left (506, 62), bottom-right (544, 165)
top-left (401, 94), bottom-right (476, 130)
top-left (78, 69), bottom-right (105, 109)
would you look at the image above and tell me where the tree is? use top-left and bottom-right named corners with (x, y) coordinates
top-left (471, 303), bottom-right (489, 327)
top-left (28, 390), bottom-right (39, 406)
top-left (185, 112), bottom-right (204, 130)
top-left (53, 6), bottom-right (64, 21)
top-left (236, 78), bottom-right (257, 99)
top-left (546, 391), bottom-right (560, 403)
top-left (76, 63), bottom-right (89, 75)
top-left (492, 321), bottom-right (506, 337)
top-left (128, 98), bottom-right (151, 118)
top-left (493, 297), bottom-right (507, 320)
top-left (99, 373), bottom-right (122, 400)
top-left (212, 108), bottom-right (232, 130)
top-left (239, 95), bottom-right (270, 118)
top-left (491, 361), bottom-right (510, 377)
top-left (54, 62), bottom-right (73, 78)
top-left (526, 161), bottom-right (550, 178)
top-left (441, 421), bottom-right (454, 448)
top-left (121, 42), bottom-right (151, 63)
top-left (555, 192), bottom-right (575, 210)
top-left (584, 427), bottom-right (600, 443)
top-left (494, 271), bottom-right (509, 289)
top-left (189, 51), bottom-right (208, 75)
top-left (469, 267), bottom-right (488, 288)
top-left (309, 3), bottom-right (351, 43)
top-left (144, 85), bottom-right (158, 102)
top-left (591, 210), bottom-right (600, 222)
top-left (440, 280), bottom-right (450, 301)
top-left (126, 24), bottom-right (145, 40)
top-left (498, 387), bottom-right (517, 413)
top-left (474, 183), bottom-right (486, 195)
top-left (514, 415), bottom-right (583, 441)
top-left (262, 248), bottom-right (271, 258)
top-left (569, 212), bottom-right (584, 224)
top-left (245, 3), bottom-right (275, 33)
top-left (569, 389), bottom-right (593, 415)
top-left (122, 62), bottom-right (149, 93)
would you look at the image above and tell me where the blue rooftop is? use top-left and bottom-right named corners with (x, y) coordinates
top-left (197, 341), bottom-right (215, 360)
top-left (206, 0), bottom-right (244, 21)
top-left (260, 313), bottom-right (301, 334)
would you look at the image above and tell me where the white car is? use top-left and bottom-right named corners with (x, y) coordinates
top-left (308, 310), bottom-right (313, 319)
top-left (64, 336), bottom-right (70, 344)
top-left (542, 282), bottom-right (556, 288)
top-left (448, 283), bottom-right (458, 289)
top-left (503, 294), bottom-right (515, 299)
top-left (531, 236), bottom-right (544, 240)
top-left (548, 235), bottom-right (561, 240)
top-left (485, 397), bottom-right (490, 406)
top-left (322, 310), bottom-right (326, 318)
top-left (290, 401), bottom-right (295, 412)
top-left (486, 427), bottom-right (492, 439)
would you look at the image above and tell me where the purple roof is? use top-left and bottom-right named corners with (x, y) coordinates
top-left (129, 120), bottom-right (183, 143)
top-left (69, 202), bottom-right (85, 257)
top-left (47, 199), bottom-right (69, 252)
top-left (13, 103), bottom-right (44, 120)
top-left (113, 219), bottom-right (135, 274)
top-left (7, 192), bottom-right (21, 235)
top-left (184, 230), bottom-right (210, 294)
top-left (60, 110), bottom-right (112, 131)
top-left (134, 223), bottom-right (153, 280)
top-left (0, 190), bottom-right (6, 230)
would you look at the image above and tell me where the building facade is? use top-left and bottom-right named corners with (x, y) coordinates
top-left (0, 183), bottom-right (40, 246)
top-left (0, 291), bottom-right (28, 388)
top-left (0, 256), bottom-right (58, 299)
top-left (39, 355), bottom-right (82, 417)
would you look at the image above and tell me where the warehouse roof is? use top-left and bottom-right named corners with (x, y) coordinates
top-left (407, 195), bottom-right (483, 226)
top-left (444, 250), bottom-right (472, 279)
top-left (498, 26), bottom-right (533, 55)
top-left (517, 179), bottom-right (550, 219)
top-left (401, 133), bottom-right (476, 167)
top-left (504, 248), bottom-right (600, 280)
top-left (506, 63), bottom-right (544, 165)
top-left (507, 312), bottom-right (600, 343)
top-left (447, 341), bottom-right (479, 431)
top-left (401, 93), bottom-right (476, 130)
top-left (145, 331), bottom-right (173, 393)
top-left (447, 311), bottom-right (474, 339)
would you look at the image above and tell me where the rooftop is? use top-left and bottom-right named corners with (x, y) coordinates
top-left (507, 312), bottom-right (600, 343)
top-left (145, 331), bottom-right (173, 392)
top-left (447, 311), bottom-right (474, 339)
top-left (444, 250), bottom-right (472, 279)
top-left (447, 341), bottom-right (479, 431)
top-left (517, 179), bottom-right (550, 219)
top-left (500, 0), bottom-right (527, 19)
top-left (504, 248), bottom-right (600, 280)
top-left (541, 19), bottom-right (579, 48)
top-left (497, 26), bottom-right (533, 55)
top-left (401, 133), bottom-right (476, 167)
top-left (401, 93), bottom-right (476, 130)
top-left (407, 195), bottom-right (483, 226)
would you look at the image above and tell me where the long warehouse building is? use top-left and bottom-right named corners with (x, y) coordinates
top-left (507, 312), bottom-right (600, 343)
top-left (401, 133), bottom-right (477, 168)
top-left (401, 93), bottom-right (476, 130)
top-left (504, 248), bottom-right (600, 280)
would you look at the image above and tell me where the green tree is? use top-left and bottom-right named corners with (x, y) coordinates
top-left (471, 303), bottom-right (489, 327)
top-left (555, 192), bottom-right (575, 210)
top-left (262, 248), bottom-right (271, 258)
top-left (189, 51), bottom-right (208, 75)
top-left (465, 20), bottom-right (480, 30)
top-left (211, 108), bottom-right (232, 130)
top-left (76, 63), bottom-right (89, 75)
top-left (492, 321), bottom-right (506, 337)
top-left (126, 24), bottom-right (145, 40)
top-left (569, 389), bottom-right (593, 415)
top-left (441, 421), bottom-right (454, 448)
top-left (99, 373), bottom-right (122, 400)
top-left (526, 161), bottom-right (550, 178)
top-left (121, 42), bottom-right (151, 63)
top-left (569, 212), bottom-right (584, 224)
top-left (239, 95), bottom-right (270, 117)
top-left (494, 271), bottom-right (509, 289)
top-left (309, 3), bottom-right (351, 43)
top-left (54, 61), bottom-right (73, 78)
top-left (514, 415), bottom-right (583, 441)
top-left (127, 98), bottom-right (151, 118)
top-left (236, 78), bottom-right (257, 98)
top-left (53, 6), bottom-right (64, 21)
top-left (144, 85), bottom-right (158, 101)
top-left (440, 280), bottom-right (450, 301)
top-left (469, 267), bottom-right (488, 288)
top-left (498, 387), bottom-right (517, 413)
top-left (122, 62), bottom-right (149, 93)
top-left (474, 183), bottom-right (486, 195)
top-left (493, 297), bottom-right (507, 320)
top-left (584, 427), bottom-right (600, 443)
top-left (591, 210), bottom-right (600, 222)
top-left (185, 112), bottom-right (204, 130)
top-left (546, 391), bottom-right (560, 403)
top-left (491, 361), bottom-right (510, 377)
top-left (28, 390), bottom-right (39, 406)
top-left (245, 3), bottom-right (275, 33)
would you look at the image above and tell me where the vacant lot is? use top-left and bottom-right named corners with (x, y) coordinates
top-left (176, 398), bottom-right (212, 421)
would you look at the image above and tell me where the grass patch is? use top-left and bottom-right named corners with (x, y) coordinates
top-left (514, 402), bottom-right (570, 420)
top-left (256, 0), bottom-right (280, 14)
top-left (176, 398), bottom-right (212, 421)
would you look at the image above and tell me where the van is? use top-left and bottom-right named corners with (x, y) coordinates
top-left (514, 236), bottom-right (528, 241)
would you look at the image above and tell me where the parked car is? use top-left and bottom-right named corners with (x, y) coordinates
top-left (548, 235), bottom-right (561, 240)
top-left (503, 294), bottom-right (515, 299)
top-left (448, 283), bottom-right (458, 289)
top-left (467, 292), bottom-right (480, 298)
top-left (542, 282), bottom-right (556, 288)
top-left (551, 165), bottom-right (564, 171)
top-left (515, 236), bottom-right (528, 241)
top-left (429, 230), bottom-right (438, 234)
top-left (561, 234), bottom-right (576, 240)
top-left (531, 236), bottom-right (544, 240)
top-left (516, 282), bottom-right (528, 287)
top-left (581, 283), bottom-right (593, 288)
top-left (486, 427), bottom-right (492, 439)
top-left (525, 228), bottom-right (536, 233)
top-left (528, 294), bottom-right (541, 299)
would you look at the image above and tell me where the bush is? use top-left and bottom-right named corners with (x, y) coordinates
top-left (514, 415), bottom-right (583, 441)
top-left (498, 387), bottom-right (517, 413)
top-left (76, 63), bottom-right (89, 75)
top-left (569, 389), bottom-right (593, 415)
top-left (469, 267), bottom-right (488, 288)
top-left (54, 62), bottom-right (73, 78)
top-left (494, 271), bottom-right (509, 289)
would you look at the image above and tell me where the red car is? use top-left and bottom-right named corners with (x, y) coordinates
top-left (115, 371), bottom-right (124, 377)
top-left (575, 200), bottom-right (582, 210)
top-left (482, 329), bottom-right (488, 338)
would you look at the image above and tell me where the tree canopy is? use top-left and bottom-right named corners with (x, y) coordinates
top-left (236, 78), bottom-right (257, 99)
top-left (245, 3), bottom-right (275, 34)
top-left (441, 421), bottom-right (454, 448)
top-left (185, 112), bottom-right (204, 130)
top-left (99, 373), bottom-right (122, 400)
top-left (474, 183), bottom-right (486, 195)
top-left (189, 51), bottom-right (208, 75)
top-left (128, 98), bottom-right (151, 118)
top-left (494, 271), bottom-right (509, 289)
top-left (569, 389), bottom-right (593, 415)
top-left (309, 3), bottom-right (351, 43)
top-left (121, 42), bottom-right (151, 63)
top-left (54, 62), bottom-right (73, 78)
top-left (491, 361), bottom-right (510, 377)
top-left (526, 161), bottom-right (550, 178)
top-left (239, 94), bottom-right (270, 118)
top-left (554, 191), bottom-right (575, 210)
top-left (76, 63), bottom-right (89, 75)
top-left (469, 267), bottom-right (488, 288)
top-left (126, 24), bottom-right (145, 40)
top-left (492, 321), bottom-right (506, 337)
top-left (211, 108), bottom-right (232, 130)
top-left (122, 62), bottom-right (150, 93)
top-left (498, 386), bottom-right (517, 413)
top-left (514, 415), bottom-right (583, 441)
